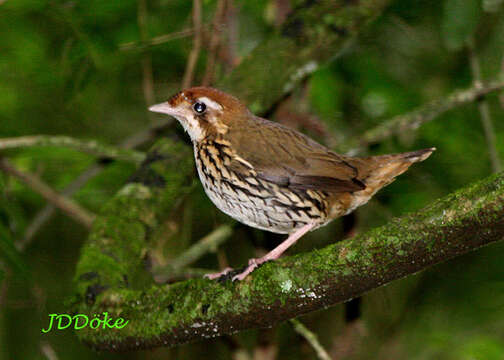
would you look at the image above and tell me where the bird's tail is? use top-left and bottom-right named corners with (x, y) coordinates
top-left (344, 147), bottom-right (435, 214)
top-left (367, 146), bottom-right (435, 181)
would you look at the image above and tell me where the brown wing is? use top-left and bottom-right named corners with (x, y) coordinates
top-left (227, 116), bottom-right (365, 193)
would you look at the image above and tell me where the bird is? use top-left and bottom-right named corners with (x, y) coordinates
top-left (149, 87), bottom-right (435, 281)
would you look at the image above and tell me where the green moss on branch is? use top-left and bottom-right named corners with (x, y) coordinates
top-left (74, 139), bottom-right (194, 300)
top-left (74, 171), bottom-right (504, 351)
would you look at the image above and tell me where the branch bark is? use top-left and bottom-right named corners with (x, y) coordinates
top-left (72, 138), bottom-right (504, 350)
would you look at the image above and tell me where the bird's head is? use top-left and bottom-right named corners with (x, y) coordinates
top-left (149, 87), bottom-right (249, 142)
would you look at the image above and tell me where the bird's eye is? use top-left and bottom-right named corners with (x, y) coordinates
top-left (193, 102), bottom-right (206, 114)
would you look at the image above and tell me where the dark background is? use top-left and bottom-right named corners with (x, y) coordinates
top-left (1, 0), bottom-right (503, 359)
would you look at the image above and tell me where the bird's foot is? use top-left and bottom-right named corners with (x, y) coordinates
top-left (204, 267), bottom-right (233, 280)
top-left (204, 258), bottom-right (271, 282)
top-left (231, 258), bottom-right (267, 281)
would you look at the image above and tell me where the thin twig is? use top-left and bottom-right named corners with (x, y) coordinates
top-left (0, 135), bottom-right (145, 164)
top-left (120, 27), bottom-right (211, 51)
top-left (151, 225), bottom-right (233, 283)
top-left (19, 164), bottom-right (103, 250)
top-left (182, 0), bottom-right (203, 88)
top-left (137, 0), bottom-right (156, 115)
top-left (202, 0), bottom-right (227, 86)
top-left (274, 0), bottom-right (291, 27)
top-left (40, 341), bottom-right (59, 360)
top-left (500, 56), bottom-right (504, 109)
top-left (220, 0), bottom-right (239, 71)
top-left (170, 225), bottom-right (233, 269)
top-left (20, 120), bottom-right (173, 248)
top-left (0, 267), bottom-right (10, 308)
top-left (468, 40), bottom-right (502, 173)
top-left (340, 80), bottom-right (504, 154)
top-left (290, 319), bottom-right (332, 360)
top-left (0, 158), bottom-right (95, 228)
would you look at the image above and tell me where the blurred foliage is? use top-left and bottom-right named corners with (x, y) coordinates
top-left (0, 0), bottom-right (503, 359)
top-left (441, 0), bottom-right (481, 50)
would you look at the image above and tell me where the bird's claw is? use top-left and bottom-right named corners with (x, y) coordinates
top-left (204, 258), bottom-right (272, 282)
top-left (204, 267), bottom-right (233, 280)
top-left (231, 262), bottom-right (259, 281)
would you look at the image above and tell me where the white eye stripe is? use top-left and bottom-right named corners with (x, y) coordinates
top-left (196, 97), bottom-right (222, 111)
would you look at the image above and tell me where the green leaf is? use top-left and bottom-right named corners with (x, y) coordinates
top-left (0, 223), bottom-right (30, 279)
top-left (441, 0), bottom-right (482, 50)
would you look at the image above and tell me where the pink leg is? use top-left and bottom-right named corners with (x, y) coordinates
top-left (232, 223), bottom-right (315, 281)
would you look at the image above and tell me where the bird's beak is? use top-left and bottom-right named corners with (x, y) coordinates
top-left (148, 102), bottom-right (180, 116)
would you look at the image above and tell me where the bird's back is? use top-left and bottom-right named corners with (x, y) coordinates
top-left (196, 114), bottom-right (434, 233)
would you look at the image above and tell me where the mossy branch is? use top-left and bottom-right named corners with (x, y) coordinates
top-left (216, 0), bottom-right (392, 114)
top-left (0, 135), bottom-right (146, 164)
top-left (73, 139), bottom-right (194, 298)
top-left (72, 152), bottom-right (504, 350)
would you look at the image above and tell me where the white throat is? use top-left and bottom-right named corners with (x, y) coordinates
top-left (175, 114), bottom-right (205, 142)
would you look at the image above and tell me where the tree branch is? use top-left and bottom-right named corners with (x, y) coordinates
top-left (202, 0), bottom-right (227, 86)
top-left (150, 225), bottom-right (234, 283)
top-left (0, 158), bottom-right (95, 228)
top-left (137, 0), bottom-right (156, 118)
top-left (72, 144), bottom-right (504, 350)
top-left (169, 225), bottom-right (233, 270)
top-left (120, 29), bottom-right (195, 51)
top-left (0, 135), bottom-right (145, 164)
top-left (339, 80), bottom-right (504, 154)
top-left (290, 319), bottom-right (332, 360)
top-left (19, 164), bottom-right (103, 250)
top-left (120, 27), bottom-right (216, 52)
top-left (20, 120), bottom-right (172, 247)
top-left (468, 41), bottom-right (502, 173)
